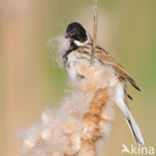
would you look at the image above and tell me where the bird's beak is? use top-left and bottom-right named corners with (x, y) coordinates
top-left (65, 33), bottom-right (70, 39)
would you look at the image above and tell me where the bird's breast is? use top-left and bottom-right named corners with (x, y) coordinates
top-left (64, 51), bottom-right (90, 82)
top-left (63, 50), bottom-right (121, 97)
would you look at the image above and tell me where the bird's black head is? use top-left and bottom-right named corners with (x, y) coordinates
top-left (65, 22), bottom-right (88, 43)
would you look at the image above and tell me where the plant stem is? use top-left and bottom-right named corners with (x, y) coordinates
top-left (90, 0), bottom-right (98, 65)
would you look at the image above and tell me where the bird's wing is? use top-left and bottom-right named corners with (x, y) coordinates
top-left (96, 45), bottom-right (141, 91)
top-left (83, 43), bottom-right (141, 91)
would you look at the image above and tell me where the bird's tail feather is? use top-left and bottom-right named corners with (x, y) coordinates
top-left (115, 83), bottom-right (145, 146)
top-left (125, 108), bottom-right (145, 146)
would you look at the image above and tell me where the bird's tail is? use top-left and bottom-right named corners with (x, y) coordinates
top-left (115, 83), bottom-right (145, 146)
top-left (125, 107), bottom-right (145, 146)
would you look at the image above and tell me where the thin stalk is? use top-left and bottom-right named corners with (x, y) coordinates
top-left (90, 0), bottom-right (98, 65)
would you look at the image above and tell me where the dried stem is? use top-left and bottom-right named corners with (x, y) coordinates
top-left (20, 86), bottom-right (113, 156)
top-left (20, 62), bottom-right (114, 156)
top-left (90, 0), bottom-right (98, 65)
top-left (77, 88), bottom-right (110, 156)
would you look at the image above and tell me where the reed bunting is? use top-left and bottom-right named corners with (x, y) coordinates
top-left (61, 22), bottom-right (145, 146)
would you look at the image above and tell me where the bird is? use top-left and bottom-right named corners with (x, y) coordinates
top-left (61, 22), bottom-right (145, 146)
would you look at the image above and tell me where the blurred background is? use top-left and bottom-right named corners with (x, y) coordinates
top-left (0, 0), bottom-right (156, 155)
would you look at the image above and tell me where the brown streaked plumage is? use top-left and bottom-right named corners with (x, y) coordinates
top-left (78, 43), bottom-right (141, 93)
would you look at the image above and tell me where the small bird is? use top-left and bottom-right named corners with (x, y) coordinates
top-left (62, 22), bottom-right (145, 146)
